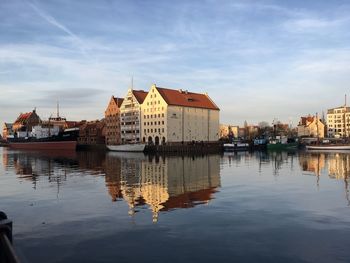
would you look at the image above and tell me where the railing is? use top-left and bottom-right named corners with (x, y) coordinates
top-left (0, 212), bottom-right (20, 263)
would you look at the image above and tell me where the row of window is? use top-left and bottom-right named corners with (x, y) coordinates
top-left (144, 121), bottom-right (165, 126)
top-left (143, 107), bottom-right (164, 112)
top-left (144, 128), bottom-right (164, 134)
top-left (146, 100), bottom-right (161, 106)
top-left (144, 113), bottom-right (165, 119)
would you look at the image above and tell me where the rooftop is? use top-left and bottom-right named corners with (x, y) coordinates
top-left (156, 87), bottom-right (219, 110)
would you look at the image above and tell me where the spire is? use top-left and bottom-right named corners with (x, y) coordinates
top-left (131, 76), bottom-right (134, 90)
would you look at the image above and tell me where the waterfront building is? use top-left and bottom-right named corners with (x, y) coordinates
top-left (12, 109), bottom-right (41, 137)
top-left (327, 105), bottom-right (350, 138)
top-left (297, 115), bottom-right (325, 138)
top-left (120, 89), bottom-right (148, 143)
top-left (219, 124), bottom-right (238, 139)
top-left (105, 96), bottom-right (124, 145)
top-left (141, 84), bottom-right (220, 145)
top-left (2, 123), bottom-right (13, 139)
top-left (78, 119), bottom-right (106, 145)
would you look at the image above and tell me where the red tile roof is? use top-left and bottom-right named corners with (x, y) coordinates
top-left (161, 188), bottom-right (217, 210)
top-left (132, 90), bottom-right (148, 104)
top-left (156, 87), bottom-right (219, 110)
top-left (14, 112), bottom-right (33, 124)
top-left (113, 97), bottom-right (124, 107)
top-left (300, 116), bottom-right (315, 126)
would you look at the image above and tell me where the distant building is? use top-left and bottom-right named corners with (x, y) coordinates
top-left (105, 96), bottom-right (123, 145)
top-left (219, 124), bottom-right (238, 139)
top-left (78, 120), bottom-right (106, 145)
top-left (297, 116), bottom-right (325, 138)
top-left (327, 105), bottom-right (350, 138)
top-left (12, 109), bottom-right (41, 137)
top-left (120, 89), bottom-right (148, 143)
top-left (141, 84), bottom-right (220, 145)
top-left (2, 123), bottom-right (13, 139)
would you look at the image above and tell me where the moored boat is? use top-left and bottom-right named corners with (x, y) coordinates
top-left (224, 142), bottom-right (250, 152)
top-left (306, 144), bottom-right (350, 150)
top-left (107, 144), bottom-right (146, 152)
top-left (8, 140), bottom-right (77, 150)
top-left (267, 136), bottom-right (298, 150)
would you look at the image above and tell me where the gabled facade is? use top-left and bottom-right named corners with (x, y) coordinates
top-left (105, 96), bottom-right (123, 145)
top-left (12, 109), bottom-right (41, 135)
top-left (297, 116), bottom-right (325, 138)
top-left (120, 89), bottom-right (147, 143)
top-left (140, 84), bottom-right (220, 145)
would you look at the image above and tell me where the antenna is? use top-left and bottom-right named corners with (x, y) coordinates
top-left (345, 94), bottom-right (347, 107)
top-left (57, 100), bottom-right (60, 118)
top-left (131, 76), bottom-right (134, 90)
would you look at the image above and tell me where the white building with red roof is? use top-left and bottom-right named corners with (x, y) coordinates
top-left (141, 84), bottom-right (220, 145)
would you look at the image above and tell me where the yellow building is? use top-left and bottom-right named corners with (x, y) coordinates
top-left (297, 116), bottom-right (325, 138)
top-left (140, 84), bottom-right (220, 145)
top-left (327, 106), bottom-right (350, 138)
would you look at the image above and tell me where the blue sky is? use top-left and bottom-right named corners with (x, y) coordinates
top-left (1, 0), bottom-right (350, 126)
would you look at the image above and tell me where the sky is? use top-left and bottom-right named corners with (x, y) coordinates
top-left (1, 0), bottom-right (350, 127)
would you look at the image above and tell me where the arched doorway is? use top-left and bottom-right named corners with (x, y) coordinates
top-left (143, 137), bottom-right (146, 143)
top-left (148, 136), bottom-right (153, 145)
top-left (162, 137), bottom-right (166, 145)
top-left (155, 136), bottom-right (160, 146)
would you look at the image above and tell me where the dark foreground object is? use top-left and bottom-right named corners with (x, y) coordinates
top-left (0, 212), bottom-right (19, 263)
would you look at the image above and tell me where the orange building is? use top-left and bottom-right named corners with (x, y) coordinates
top-left (105, 96), bottom-right (124, 145)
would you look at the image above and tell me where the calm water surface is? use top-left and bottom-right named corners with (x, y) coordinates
top-left (1, 147), bottom-right (350, 263)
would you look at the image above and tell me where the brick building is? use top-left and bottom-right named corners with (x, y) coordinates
top-left (105, 96), bottom-right (123, 145)
top-left (78, 120), bottom-right (106, 145)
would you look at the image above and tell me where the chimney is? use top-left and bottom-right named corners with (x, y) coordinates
top-left (179, 89), bottom-right (183, 93)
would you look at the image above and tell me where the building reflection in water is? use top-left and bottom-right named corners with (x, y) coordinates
top-left (299, 151), bottom-right (350, 205)
top-left (2, 148), bottom-right (221, 222)
top-left (106, 153), bottom-right (221, 222)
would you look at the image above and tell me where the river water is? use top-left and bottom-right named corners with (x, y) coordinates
top-left (1, 147), bottom-right (350, 263)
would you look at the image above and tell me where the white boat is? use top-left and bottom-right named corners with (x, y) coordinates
top-left (107, 144), bottom-right (146, 152)
top-left (224, 142), bottom-right (249, 151)
top-left (306, 144), bottom-right (350, 151)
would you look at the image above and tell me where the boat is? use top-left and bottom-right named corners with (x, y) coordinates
top-left (8, 128), bottom-right (78, 151)
top-left (267, 136), bottom-right (298, 150)
top-left (306, 144), bottom-right (350, 150)
top-left (224, 142), bottom-right (250, 152)
top-left (107, 144), bottom-right (146, 152)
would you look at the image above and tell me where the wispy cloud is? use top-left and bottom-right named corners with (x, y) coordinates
top-left (25, 0), bottom-right (88, 56)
